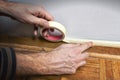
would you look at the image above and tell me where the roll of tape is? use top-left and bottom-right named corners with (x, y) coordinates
top-left (40, 21), bottom-right (66, 42)
top-left (39, 21), bottom-right (120, 48)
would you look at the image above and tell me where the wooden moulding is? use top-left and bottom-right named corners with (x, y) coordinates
top-left (90, 53), bottom-right (120, 60)
top-left (0, 42), bottom-right (120, 60)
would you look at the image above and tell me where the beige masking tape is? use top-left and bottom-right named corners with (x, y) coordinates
top-left (40, 21), bottom-right (66, 42)
top-left (40, 21), bottom-right (120, 48)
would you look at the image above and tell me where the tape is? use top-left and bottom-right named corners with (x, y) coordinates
top-left (40, 21), bottom-right (66, 42)
top-left (39, 21), bottom-right (120, 48)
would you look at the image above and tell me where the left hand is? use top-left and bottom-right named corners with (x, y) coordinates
top-left (32, 42), bottom-right (92, 75)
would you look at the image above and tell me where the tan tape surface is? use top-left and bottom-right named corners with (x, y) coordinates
top-left (40, 21), bottom-right (66, 42)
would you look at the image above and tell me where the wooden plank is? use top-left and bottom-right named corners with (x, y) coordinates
top-left (1, 43), bottom-right (120, 60)
top-left (1, 35), bottom-right (120, 55)
top-left (106, 60), bottom-right (114, 80)
top-left (27, 75), bottom-right (61, 80)
top-left (1, 36), bottom-right (120, 80)
top-left (100, 59), bottom-right (106, 80)
top-left (112, 60), bottom-right (120, 80)
top-left (61, 72), bottom-right (99, 80)
top-left (61, 58), bottom-right (100, 80)
top-left (90, 52), bottom-right (120, 60)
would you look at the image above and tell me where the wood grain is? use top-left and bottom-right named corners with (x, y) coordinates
top-left (100, 59), bottom-right (106, 80)
top-left (112, 60), bottom-right (120, 80)
top-left (0, 35), bottom-right (120, 80)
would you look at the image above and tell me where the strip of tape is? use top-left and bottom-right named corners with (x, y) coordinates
top-left (40, 21), bottom-right (120, 48)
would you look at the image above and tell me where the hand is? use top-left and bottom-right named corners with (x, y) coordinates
top-left (30, 42), bottom-right (92, 75)
top-left (16, 42), bottom-right (93, 75)
top-left (2, 1), bottom-right (54, 27)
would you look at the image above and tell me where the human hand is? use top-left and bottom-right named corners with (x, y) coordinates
top-left (30, 42), bottom-right (93, 75)
top-left (2, 1), bottom-right (54, 27)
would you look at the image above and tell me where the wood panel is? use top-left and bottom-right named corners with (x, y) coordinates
top-left (0, 35), bottom-right (120, 80)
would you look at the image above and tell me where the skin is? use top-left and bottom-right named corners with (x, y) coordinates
top-left (0, 0), bottom-right (93, 76)
top-left (0, 0), bottom-right (54, 37)
top-left (16, 42), bottom-right (93, 75)
top-left (0, 1), bottom-right (54, 27)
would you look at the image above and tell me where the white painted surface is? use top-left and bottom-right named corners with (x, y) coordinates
top-left (0, 0), bottom-right (120, 42)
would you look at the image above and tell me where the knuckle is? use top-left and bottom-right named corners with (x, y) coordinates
top-left (23, 16), bottom-right (35, 24)
top-left (28, 19), bottom-right (36, 25)
top-left (23, 18), bottom-right (33, 24)
top-left (28, 18), bottom-right (34, 23)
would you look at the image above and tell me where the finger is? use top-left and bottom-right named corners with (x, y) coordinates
top-left (44, 11), bottom-right (54, 21)
top-left (73, 52), bottom-right (89, 63)
top-left (33, 26), bottom-right (38, 39)
top-left (28, 15), bottom-right (49, 28)
top-left (43, 30), bottom-right (49, 37)
top-left (80, 42), bottom-right (93, 52)
top-left (38, 18), bottom-right (49, 28)
top-left (73, 42), bottom-right (93, 53)
top-left (76, 61), bottom-right (86, 68)
top-left (39, 9), bottom-right (54, 21)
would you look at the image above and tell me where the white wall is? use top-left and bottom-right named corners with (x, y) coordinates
top-left (0, 0), bottom-right (120, 41)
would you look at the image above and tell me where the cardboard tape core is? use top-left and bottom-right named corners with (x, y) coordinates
top-left (40, 21), bottom-right (66, 42)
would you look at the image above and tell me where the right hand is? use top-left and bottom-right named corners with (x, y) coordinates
top-left (1, 1), bottom-right (54, 27)
top-left (32, 42), bottom-right (93, 75)
top-left (0, 1), bottom-right (54, 37)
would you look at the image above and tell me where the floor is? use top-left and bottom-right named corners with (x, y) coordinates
top-left (0, 35), bottom-right (120, 80)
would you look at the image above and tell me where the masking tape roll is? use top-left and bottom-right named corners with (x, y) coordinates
top-left (40, 21), bottom-right (66, 42)
top-left (39, 21), bottom-right (120, 48)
